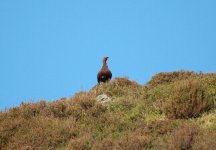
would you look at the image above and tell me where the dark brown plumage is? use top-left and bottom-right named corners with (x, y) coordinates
top-left (97, 56), bottom-right (112, 83)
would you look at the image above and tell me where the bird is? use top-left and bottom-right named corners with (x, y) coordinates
top-left (97, 56), bottom-right (112, 83)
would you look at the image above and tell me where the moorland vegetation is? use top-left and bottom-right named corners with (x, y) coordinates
top-left (0, 71), bottom-right (216, 150)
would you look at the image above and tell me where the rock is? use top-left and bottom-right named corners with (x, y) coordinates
top-left (96, 94), bottom-right (111, 103)
top-left (21, 145), bottom-right (33, 150)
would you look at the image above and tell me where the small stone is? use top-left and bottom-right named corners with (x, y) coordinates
top-left (96, 94), bottom-right (111, 103)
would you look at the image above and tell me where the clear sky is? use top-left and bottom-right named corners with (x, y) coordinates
top-left (0, 0), bottom-right (216, 110)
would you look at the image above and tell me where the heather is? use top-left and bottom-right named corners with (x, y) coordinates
top-left (0, 71), bottom-right (216, 150)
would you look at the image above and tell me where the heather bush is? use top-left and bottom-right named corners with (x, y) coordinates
top-left (67, 134), bottom-right (92, 150)
top-left (93, 120), bottom-right (180, 150)
top-left (67, 92), bottom-right (107, 120)
top-left (90, 77), bottom-right (142, 97)
top-left (111, 77), bottom-right (140, 88)
top-left (93, 138), bottom-right (117, 150)
top-left (201, 74), bottom-right (216, 105)
top-left (192, 109), bottom-right (216, 149)
top-left (116, 133), bottom-right (150, 150)
top-left (6, 117), bottom-right (77, 150)
top-left (98, 112), bottom-right (130, 137)
top-left (162, 78), bottom-right (214, 119)
top-left (39, 98), bottom-right (69, 118)
top-left (143, 120), bottom-right (177, 136)
top-left (16, 100), bottom-right (46, 119)
top-left (192, 128), bottom-right (216, 150)
top-left (0, 116), bottom-right (25, 148)
top-left (72, 93), bottom-right (96, 110)
top-left (169, 124), bottom-right (198, 150)
top-left (147, 71), bottom-right (197, 88)
top-left (93, 129), bottom-right (151, 150)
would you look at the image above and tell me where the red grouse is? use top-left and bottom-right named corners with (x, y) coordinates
top-left (97, 56), bottom-right (112, 83)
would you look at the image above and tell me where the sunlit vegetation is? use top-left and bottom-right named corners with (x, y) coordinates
top-left (0, 71), bottom-right (216, 149)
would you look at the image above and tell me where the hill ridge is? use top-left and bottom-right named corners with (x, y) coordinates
top-left (1, 70), bottom-right (216, 149)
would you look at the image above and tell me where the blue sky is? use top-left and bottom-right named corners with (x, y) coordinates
top-left (0, 0), bottom-right (216, 110)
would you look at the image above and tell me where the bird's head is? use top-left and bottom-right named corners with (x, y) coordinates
top-left (103, 56), bottom-right (109, 65)
top-left (104, 56), bottom-right (109, 61)
top-left (103, 56), bottom-right (109, 62)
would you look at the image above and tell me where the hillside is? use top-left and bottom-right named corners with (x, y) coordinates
top-left (1, 71), bottom-right (216, 150)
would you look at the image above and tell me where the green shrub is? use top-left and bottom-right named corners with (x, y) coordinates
top-left (162, 78), bottom-right (214, 119)
top-left (111, 77), bottom-right (140, 88)
top-left (147, 71), bottom-right (197, 88)
top-left (68, 92), bottom-right (107, 120)
top-left (93, 120), bottom-right (180, 150)
top-left (41, 98), bottom-right (68, 118)
top-left (90, 77), bottom-right (141, 97)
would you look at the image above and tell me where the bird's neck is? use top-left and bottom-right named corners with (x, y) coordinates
top-left (103, 60), bottom-right (107, 66)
